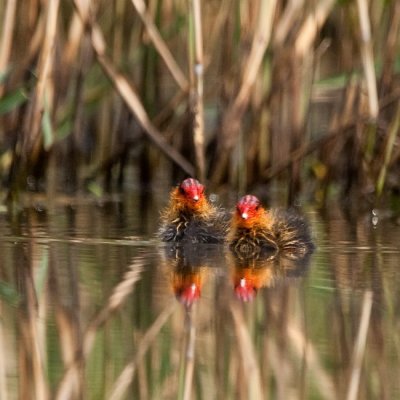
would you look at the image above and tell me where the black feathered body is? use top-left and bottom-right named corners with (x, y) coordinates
top-left (159, 203), bottom-right (228, 244)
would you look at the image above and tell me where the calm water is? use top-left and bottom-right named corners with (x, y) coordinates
top-left (0, 192), bottom-right (400, 400)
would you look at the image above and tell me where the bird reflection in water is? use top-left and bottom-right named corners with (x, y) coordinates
top-left (160, 244), bottom-right (224, 308)
top-left (229, 248), bottom-right (312, 302)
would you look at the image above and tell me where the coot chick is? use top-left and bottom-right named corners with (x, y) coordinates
top-left (228, 195), bottom-right (314, 257)
top-left (158, 178), bottom-right (228, 243)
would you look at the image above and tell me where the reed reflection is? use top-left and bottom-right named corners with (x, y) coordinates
top-left (229, 248), bottom-right (312, 302)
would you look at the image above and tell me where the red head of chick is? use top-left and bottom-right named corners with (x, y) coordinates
top-left (227, 195), bottom-right (275, 252)
top-left (234, 195), bottom-right (273, 229)
top-left (175, 178), bottom-right (208, 213)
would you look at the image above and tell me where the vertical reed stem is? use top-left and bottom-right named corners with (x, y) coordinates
top-left (0, 305), bottom-right (7, 400)
top-left (189, 0), bottom-right (206, 181)
top-left (376, 103), bottom-right (400, 196)
top-left (356, 0), bottom-right (379, 120)
top-left (230, 301), bottom-right (263, 399)
top-left (0, 0), bottom-right (17, 98)
top-left (346, 290), bottom-right (373, 400)
top-left (182, 308), bottom-right (196, 400)
top-left (22, 0), bottom-right (60, 162)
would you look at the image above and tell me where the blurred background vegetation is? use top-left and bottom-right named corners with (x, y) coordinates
top-left (0, 0), bottom-right (399, 207)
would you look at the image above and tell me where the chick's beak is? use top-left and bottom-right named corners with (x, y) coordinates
top-left (241, 212), bottom-right (248, 220)
top-left (192, 194), bottom-right (199, 201)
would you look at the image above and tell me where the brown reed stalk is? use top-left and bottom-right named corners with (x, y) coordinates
top-left (211, 0), bottom-right (277, 185)
top-left (55, 310), bottom-right (83, 398)
top-left (72, 0), bottom-right (195, 177)
top-left (294, 0), bottom-right (335, 57)
top-left (346, 291), bottom-right (373, 400)
top-left (189, 0), bottom-right (206, 181)
top-left (5, 7), bottom-right (45, 95)
top-left (263, 336), bottom-right (292, 399)
top-left (0, 0), bottom-right (17, 98)
top-left (286, 317), bottom-right (336, 400)
top-left (130, 0), bottom-right (188, 91)
top-left (356, 0), bottom-right (379, 120)
top-left (380, 2), bottom-right (400, 91)
top-left (0, 305), bottom-right (7, 400)
top-left (21, 0), bottom-right (60, 163)
top-left (182, 308), bottom-right (196, 400)
top-left (376, 103), bottom-right (400, 196)
top-left (288, 0), bottom-right (335, 199)
top-left (108, 300), bottom-right (177, 400)
top-left (21, 266), bottom-right (49, 400)
top-left (62, 1), bottom-right (90, 68)
top-left (49, 250), bottom-right (84, 400)
top-left (203, 0), bottom-right (232, 68)
top-left (229, 300), bottom-right (263, 400)
top-left (274, 0), bottom-right (303, 47)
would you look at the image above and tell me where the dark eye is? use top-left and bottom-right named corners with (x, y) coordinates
top-left (255, 205), bottom-right (260, 210)
top-left (179, 186), bottom-right (186, 195)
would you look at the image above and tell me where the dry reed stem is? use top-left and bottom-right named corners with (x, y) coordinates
top-left (7, 10), bottom-right (45, 92)
top-left (234, 0), bottom-right (276, 112)
top-left (212, 0), bottom-right (277, 184)
top-left (376, 103), bottom-right (400, 196)
top-left (25, 270), bottom-right (49, 400)
top-left (55, 308), bottom-right (83, 399)
top-left (204, 0), bottom-right (232, 67)
top-left (55, 257), bottom-right (144, 400)
top-left (182, 308), bottom-right (196, 400)
top-left (381, 2), bottom-right (400, 88)
top-left (0, 305), bottom-right (7, 400)
top-left (356, 0), bottom-right (379, 120)
top-left (264, 336), bottom-right (293, 399)
top-left (130, 0), bottom-right (189, 91)
top-left (274, 0), bottom-right (303, 47)
top-left (62, 0), bottom-right (91, 68)
top-left (72, 0), bottom-right (195, 177)
top-left (190, 0), bottom-right (206, 181)
top-left (287, 319), bottom-right (335, 400)
top-left (229, 300), bottom-right (263, 400)
top-left (108, 300), bottom-right (177, 400)
top-left (295, 0), bottom-right (335, 57)
top-left (0, 0), bottom-right (17, 98)
top-left (22, 0), bottom-right (59, 162)
top-left (346, 290), bottom-right (373, 400)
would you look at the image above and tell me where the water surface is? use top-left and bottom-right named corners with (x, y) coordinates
top-left (0, 194), bottom-right (399, 399)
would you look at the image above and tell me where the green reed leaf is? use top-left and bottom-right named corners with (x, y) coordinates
top-left (0, 88), bottom-right (28, 115)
